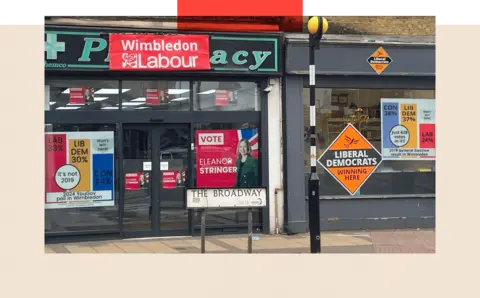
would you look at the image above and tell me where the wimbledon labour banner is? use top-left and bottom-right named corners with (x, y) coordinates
top-left (45, 131), bottom-right (115, 209)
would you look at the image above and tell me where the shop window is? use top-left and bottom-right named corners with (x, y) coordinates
top-left (192, 123), bottom-right (262, 229)
top-left (44, 124), bottom-right (119, 234)
top-left (121, 80), bottom-right (190, 111)
top-left (45, 80), bottom-right (120, 111)
top-left (193, 81), bottom-right (260, 111)
top-left (303, 88), bottom-right (436, 196)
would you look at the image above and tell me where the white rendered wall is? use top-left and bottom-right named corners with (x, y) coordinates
top-left (267, 78), bottom-right (284, 234)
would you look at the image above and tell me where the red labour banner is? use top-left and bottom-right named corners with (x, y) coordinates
top-left (109, 34), bottom-right (211, 71)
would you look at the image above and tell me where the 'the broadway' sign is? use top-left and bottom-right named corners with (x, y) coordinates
top-left (186, 188), bottom-right (266, 208)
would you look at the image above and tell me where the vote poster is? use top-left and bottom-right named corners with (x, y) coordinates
top-left (215, 90), bottom-right (231, 106)
top-left (45, 131), bottom-right (115, 209)
top-left (125, 172), bottom-right (150, 190)
top-left (162, 170), bottom-right (179, 189)
top-left (196, 128), bottom-right (259, 188)
top-left (146, 88), bottom-right (168, 105)
top-left (380, 98), bottom-right (435, 160)
top-left (68, 87), bottom-right (95, 105)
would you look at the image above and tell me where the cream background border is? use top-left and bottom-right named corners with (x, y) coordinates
top-left (0, 24), bottom-right (475, 297)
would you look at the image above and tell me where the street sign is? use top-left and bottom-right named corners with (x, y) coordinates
top-left (186, 188), bottom-right (266, 208)
top-left (186, 187), bottom-right (267, 254)
top-left (367, 47), bottom-right (392, 75)
top-left (318, 123), bottom-right (382, 195)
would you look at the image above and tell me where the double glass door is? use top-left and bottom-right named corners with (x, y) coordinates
top-left (122, 124), bottom-right (190, 236)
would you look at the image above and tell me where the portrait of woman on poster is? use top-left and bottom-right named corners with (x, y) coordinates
top-left (84, 87), bottom-right (95, 104)
top-left (176, 170), bottom-right (186, 187)
top-left (235, 139), bottom-right (258, 187)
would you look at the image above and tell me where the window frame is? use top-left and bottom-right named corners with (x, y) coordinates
top-left (45, 75), bottom-right (271, 239)
top-left (301, 75), bottom-right (436, 198)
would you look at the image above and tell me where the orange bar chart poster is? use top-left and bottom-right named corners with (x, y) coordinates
top-left (45, 131), bottom-right (115, 209)
top-left (380, 98), bottom-right (435, 160)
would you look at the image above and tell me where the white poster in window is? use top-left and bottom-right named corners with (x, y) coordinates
top-left (380, 98), bottom-right (435, 160)
top-left (317, 88), bottom-right (332, 113)
top-left (45, 131), bottom-right (115, 209)
top-left (143, 161), bottom-right (152, 171)
top-left (160, 161), bottom-right (169, 171)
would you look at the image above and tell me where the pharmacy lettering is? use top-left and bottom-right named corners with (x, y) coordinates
top-left (44, 27), bottom-right (280, 73)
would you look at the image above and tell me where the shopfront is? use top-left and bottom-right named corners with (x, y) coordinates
top-left (44, 25), bottom-right (283, 242)
top-left (283, 34), bottom-right (435, 233)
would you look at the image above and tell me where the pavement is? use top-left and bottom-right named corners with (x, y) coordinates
top-left (44, 229), bottom-right (435, 254)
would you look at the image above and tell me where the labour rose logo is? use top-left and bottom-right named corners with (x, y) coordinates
top-left (122, 53), bottom-right (138, 68)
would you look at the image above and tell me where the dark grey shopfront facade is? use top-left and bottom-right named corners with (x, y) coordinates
top-left (44, 25), bottom-right (283, 243)
top-left (282, 34), bottom-right (436, 233)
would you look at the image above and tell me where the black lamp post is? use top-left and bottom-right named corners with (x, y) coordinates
top-left (306, 16), bottom-right (328, 253)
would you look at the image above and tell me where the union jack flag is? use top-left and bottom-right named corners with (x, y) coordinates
top-left (237, 128), bottom-right (259, 158)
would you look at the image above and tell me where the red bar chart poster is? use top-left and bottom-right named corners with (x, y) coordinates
top-left (45, 131), bottom-right (115, 209)
top-left (380, 98), bottom-right (435, 160)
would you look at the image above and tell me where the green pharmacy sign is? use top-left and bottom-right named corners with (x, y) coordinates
top-left (44, 29), bottom-right (280, 73)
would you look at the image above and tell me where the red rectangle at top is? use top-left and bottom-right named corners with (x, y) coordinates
top-left (177, 1), bottom-right (303, 17)
top-left (306, 0), bottom-right (480, 8)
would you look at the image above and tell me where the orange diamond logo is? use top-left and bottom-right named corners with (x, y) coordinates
top-left (317, 123), bottom-right (383, 195)
top-left (367, 47), bottom-right (392, 75)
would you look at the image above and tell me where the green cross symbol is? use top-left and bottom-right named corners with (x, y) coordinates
top-left (45, 33), bottom-right (65, 60)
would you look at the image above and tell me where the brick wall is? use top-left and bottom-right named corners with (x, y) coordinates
top-left (46, 16), bottom-right (435, 36)
top-left (318, 16), bottom-right (435, 36)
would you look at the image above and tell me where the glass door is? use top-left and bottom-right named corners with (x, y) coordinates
top-left (122, 125), bottom-right (155, 235)
top-left (156, 125), bottom-right (190, 234)
top-left (122, 124), bottom-right (190, 237)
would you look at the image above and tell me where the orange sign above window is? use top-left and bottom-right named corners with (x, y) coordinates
top-left (367, 47), bottom-right (393, 75)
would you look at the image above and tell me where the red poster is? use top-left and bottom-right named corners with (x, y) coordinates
top-left (162, 171), bottom-right (179, 189)
top-left (109, 34), bottom-right (211, 71)
top-left (196, 129), bottom-right (259, 188)
top-left (125, 172), bottom-right (147, 190)
top-left (146, 89), bottom-right (161, 105)
top-left (215, 90), bottom-right (230, 106)
top-left (69, 87), bottom-right (85, 104)
top-left (419, 124), bottom-right (435, 148)
top-left (45, 133), bottom-right (67, 196)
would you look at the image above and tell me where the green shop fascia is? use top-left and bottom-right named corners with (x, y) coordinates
top-left (45, 26), bottom-right (282, 74)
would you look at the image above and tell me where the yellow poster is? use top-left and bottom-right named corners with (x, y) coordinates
top-left (400, 104), bottom-right (417, 148)
top-left (69, 139), bottom-right (91, 191)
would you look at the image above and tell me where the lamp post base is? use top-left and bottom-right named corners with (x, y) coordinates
top-left (308, 172), bottom-right (321, 253)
